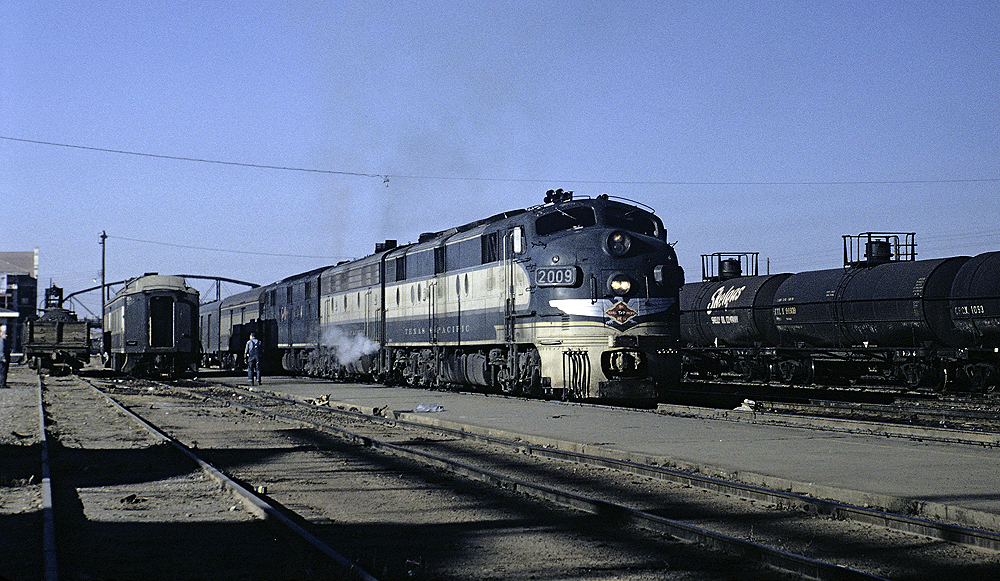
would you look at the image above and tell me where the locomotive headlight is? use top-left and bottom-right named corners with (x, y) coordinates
top-left (610, 274), bottom-right (633, 296)
top-left (607, 231), bottom-right (632, 256)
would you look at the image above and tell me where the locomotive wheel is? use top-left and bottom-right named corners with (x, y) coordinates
top-left (497, 367), bottom-right (520, 396)
top-left (524, 367), bottom-right (543, 398)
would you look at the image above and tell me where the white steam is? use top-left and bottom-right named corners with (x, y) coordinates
top-left (322, 326), bottom-right (380, 366)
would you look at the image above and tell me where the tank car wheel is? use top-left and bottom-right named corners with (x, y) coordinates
top-left (901, 361), bottom-right (944, 391)
top-left (777, 359), bottom-right (811, 385)
top-left (964, 363), bottom-right (998, 394)
top-left (735, 357), bottom-right (767, 382)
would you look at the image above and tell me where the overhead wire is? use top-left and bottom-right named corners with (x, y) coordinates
top-left (3, 134), bottom-right (999, 186)
top-left (106, 235), bottom-right (352, 261)
top-left (1, 135), bottom-right (385, 180)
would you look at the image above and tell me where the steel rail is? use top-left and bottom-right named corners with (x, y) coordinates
top-left (656, 401), bottom-right (1000, 447)
top-left (81, 379), bottom-right (378, 581)
top-left (176, 384), bottom-right (887, 581)
top-left (37, 376), bottom-right (60, 581)
top-left (228, 386), bottom-right (1000, 553)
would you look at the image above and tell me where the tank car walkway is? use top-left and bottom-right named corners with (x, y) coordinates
top-left (245, 377), bottom-right (1000, 534)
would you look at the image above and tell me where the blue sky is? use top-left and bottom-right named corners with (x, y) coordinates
top-left (3, 1), bottom-right (998, 317)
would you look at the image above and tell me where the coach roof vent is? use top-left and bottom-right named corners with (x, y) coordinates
top-left (376, 240), bottom-right (397, 253)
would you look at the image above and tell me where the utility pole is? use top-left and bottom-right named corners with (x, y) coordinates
top-left (100, 231), bottom-right (107, 307)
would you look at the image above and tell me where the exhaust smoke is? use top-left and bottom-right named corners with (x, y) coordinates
top-left (322, 326), bottom-right (380, 366)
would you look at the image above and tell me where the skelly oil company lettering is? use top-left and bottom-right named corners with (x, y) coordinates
top-left (706, 285), bottom-right (746, 325)
top-left (706, 285), bottom-right (746, 314)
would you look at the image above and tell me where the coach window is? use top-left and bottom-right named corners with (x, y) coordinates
top-left (396, 255), bottom-right (407, 281)
top-left (464, 273), bottom-right (469, 296)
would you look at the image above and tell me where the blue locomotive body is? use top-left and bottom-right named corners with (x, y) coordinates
top-left (247, 192), bottom-right (684, 401)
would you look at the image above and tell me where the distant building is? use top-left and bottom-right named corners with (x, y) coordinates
top-left (1, 249), bottom-right (40, 353)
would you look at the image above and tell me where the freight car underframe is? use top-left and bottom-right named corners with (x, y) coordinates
top-left (25, 348), bottom-right (90, 375)
top-left (681, 345), bottom-right (999, 393)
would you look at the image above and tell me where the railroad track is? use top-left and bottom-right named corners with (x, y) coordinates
top-left (755, 398), bottom-right (1000, 433)
top-left (14, 373), bottom-right (376, 581)
top-left (664, 382), bottom-right (1000, 440)
top-left (124, 377), bottom-right (1000, 579)
top-left (93, 378), bottom-right (805, 580)
top-left (658, 397), bottom-right (1000, 449)
top-left (8, 372), bottom-right (999, 579)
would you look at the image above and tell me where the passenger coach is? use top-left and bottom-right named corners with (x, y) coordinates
top-left (103, 274), bottom-right (199, 378)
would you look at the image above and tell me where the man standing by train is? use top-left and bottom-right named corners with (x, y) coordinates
top-left (245, 332), bottom-right (262, 386)
top-left (0, 325), bottom-right (11, 388)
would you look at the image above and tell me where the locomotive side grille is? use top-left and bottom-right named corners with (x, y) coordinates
top-left (562, 349), bottom-right (590, 397)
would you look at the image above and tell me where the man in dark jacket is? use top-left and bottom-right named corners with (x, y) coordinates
top-left (245, 332), bottom-right (262, 386)
top-left (0, 325), bottom-right (11, 388)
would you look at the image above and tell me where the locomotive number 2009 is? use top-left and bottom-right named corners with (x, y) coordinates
top-left (535, 266), bottom-right (580, 287)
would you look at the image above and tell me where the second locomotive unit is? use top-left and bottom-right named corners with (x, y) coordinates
top-left (202, 190), bottom-right (685, 401)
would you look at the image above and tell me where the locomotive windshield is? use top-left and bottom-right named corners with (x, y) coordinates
top-left (535, 206), bottom-right (597, 236)
top-left (535, 202), bottom-right (662, 239)
top-left (605, 205), bottom-right (660, 238)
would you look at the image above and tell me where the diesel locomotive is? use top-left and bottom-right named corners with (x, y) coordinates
top-left (202, 190), bottom-right (685, 401)
top-left (680, 233), bottom-right (1000, 392)
top-left (103, 274), bottom-right (200, 378)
